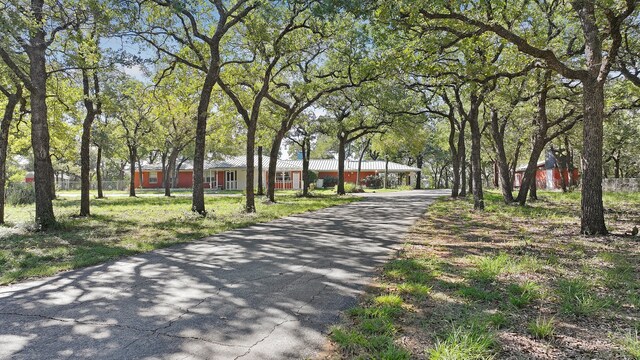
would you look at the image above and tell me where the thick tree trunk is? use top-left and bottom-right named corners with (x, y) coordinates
top-left (29, 40), bottom-right (56, 228)
top-left (128, 147), bottom-right (137, 197)
top-left (580, 78), bottom-right (607, 234)
top-left (245, 124), bottom-right (256, 212)
top-left (470, 107), bottom-right (484, 210)
top-left (267, 131), bottom-right (286, 202)
top-left (79, 73), bottom-right (97, 216)
top-left (516, 137), bottom-right (546, 205)
top-left (490, 110), bottom-right (514, 203)
top-left (257, 146), bottom-right (264, 196)
top-left (337, 136), bottom-right (346, 195)
top-left (0, 88), bottom-right (20, 224)
top-left (96, 146), bottom-right (103, 199)
top-left (192, 68), bottom-right (218, 215)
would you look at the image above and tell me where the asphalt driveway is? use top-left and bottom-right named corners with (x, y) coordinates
top-left (0, 190), bottom-right (446, 359)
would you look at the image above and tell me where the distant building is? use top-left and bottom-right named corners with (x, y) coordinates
top-left (513, 149), bottom-right (579, 190)
top-left (24, 172), bottom-right (34, 183)
top-left (134, 155), bottom-right (420, 190)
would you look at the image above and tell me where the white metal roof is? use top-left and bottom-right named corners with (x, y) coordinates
top-left (140, 156), bottom-right (420, 173)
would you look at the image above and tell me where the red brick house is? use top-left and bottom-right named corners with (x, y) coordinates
top-left (134, 156), bottom-right (420, 190)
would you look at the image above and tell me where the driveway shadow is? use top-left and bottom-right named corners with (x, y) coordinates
top-left (0, 190), bottom-right (447, 360)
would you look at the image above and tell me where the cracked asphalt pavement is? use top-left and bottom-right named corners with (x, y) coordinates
top-left (0, 190), bottom-right (445, 359)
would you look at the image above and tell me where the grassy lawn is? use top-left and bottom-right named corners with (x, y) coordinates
top-left (328, 191), bottom-right (640, 359)
top-left (0, 192), bottom-right (360, 285)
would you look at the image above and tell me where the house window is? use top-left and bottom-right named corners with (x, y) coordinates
top-left (149, 171), bottom-right (158, 184)
top-left (205, 171), bottom-right (216, 184)
top-left (276, 171), bottom-right (291, 182)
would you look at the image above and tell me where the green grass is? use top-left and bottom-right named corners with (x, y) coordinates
top-left (557, 279), bottom-right (611, 316)
top-left (0, 193), bottom-right (359, 284)
top-left (619, 330), bottom-right (640, 359)
top-left (330, 190), bottom-right (640, 358)
top-left (428, 324), bottom-right (496, 360)
top-left (507, 281), bottom-right (541, 308)
top-left (527, 316), bottom-right (556, 339)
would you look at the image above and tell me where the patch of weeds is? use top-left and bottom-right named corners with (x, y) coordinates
top-left (558, 279), bottom-right (611, 316)
top-left (507, 281), bottom-right (540, 308)
top-left (486, 312), bottom-right (509, 329)
top-left (397, 282), bottom-right (432, 299)
top-left (618, 330), bottom-right (640, 359)
top-left (375, 294), bottom-right (404, 307)
top-left (383, 258), bottom-right (435, 284)
top-left (360, 317), bottom-right (395, 336)
top-left (330, 326), bottom-right (367, 354)
top-left (527, 316), bottom-right (555, 339)
top-left (428, 323), bottom-right (496, 360)
top-left (469, 253), bottom-right (513, 282)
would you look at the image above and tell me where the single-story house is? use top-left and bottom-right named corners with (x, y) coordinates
top-left (134, 155), bottom-right (420, 190)
top-left (513, 150), bottom-right (579, 190)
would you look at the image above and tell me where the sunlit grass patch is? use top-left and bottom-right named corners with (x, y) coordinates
top-left (397, 282), bottom-right (432, 299)
top-left (428, 323), bottom-right (496, 360)
top-left (558, 278), bottom-right (612, 316)
top-left (527, 315), bottom-right (556, 339)
top-left (507, 280), bottom-right (541, 308)
top-left (618, 330), bottom-right (640, 359)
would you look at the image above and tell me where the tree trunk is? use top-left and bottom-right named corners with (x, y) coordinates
top-left (245, 123), bottom-right (257, 212)
top-left (161, 151), bottom-right (168, 188)
top-left (0, 88), bottom-right (20, 224)
top-left (191, 67), bottom-right (218, 215)
top-left (137, 157), bottom-right (143, 189)
top-left (29, 38), bottom-right (56, 228)
top-left (470, 106), bottom-right (484, 210)
top-left (165, 148), bottom-right (179, 197)
top-left (415, 155), bottom-right (423, 190)
top-left (267, 131), bottom-right (286, 202)
top-left (337, 136), bottom-right (346, 195)
top-left (257, 146), bottom-right (264, 196)
top-left (458, 122), bottom-right (467, 197)
top-left (96, 146), bottom-right (103, 199)
top-left (128, 147), bottom-right (137, 197)
top-left (490, 110), bottom-right (514, 203)
top-left (302, 137), bottom-right (311, 196)
top-left (529, 175), bottom-right (537, 200)
top-left (384, 156), bottom-right (389, 189)
top-left (79, 73), bottom-right (96, 216)
top-left (516, 139), bottom-right (546, 205)
top-left (448, 119), bottom-right (459, 197)
top-left (580, 78), bottom-right (607, 234)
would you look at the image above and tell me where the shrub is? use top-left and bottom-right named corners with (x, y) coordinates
top-left (6, 183), bottom-right (36, 205)
top-left (363, 175), bottom-right (383, 189)
top-left (321, 176), bottom-right (338, 188)
top-left (343, 182), bottom-right (364, 193)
